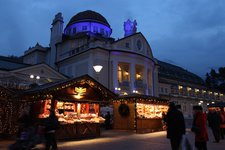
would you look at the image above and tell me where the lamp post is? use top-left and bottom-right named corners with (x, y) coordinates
top-left (93, 65), bottom-right (103, 81)
top-left (30, 74), bottom-right (40, 84)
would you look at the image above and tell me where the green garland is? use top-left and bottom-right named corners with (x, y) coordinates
top-left (118, 103), bottom-right (130, 117)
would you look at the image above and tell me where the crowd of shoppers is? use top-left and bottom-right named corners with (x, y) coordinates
top-left (164, 102), bottom-right (225, 150)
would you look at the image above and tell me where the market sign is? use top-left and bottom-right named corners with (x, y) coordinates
top-left (74, 87), bottom-right (86, 99)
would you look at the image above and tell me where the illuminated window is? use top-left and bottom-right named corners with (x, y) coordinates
top-left (147, 69), bottom-right (152, 86)
top-left (187, 87), bottom-right (192, 91)
top-left (118, 66), bottom-right (122, 82)
top-left (178, 85), bottom-right (183, 90)
top-left (136, 74), bottom-right (141, 79)
top-left (195, 89), bottom-right (199, 92)
top-left (135, 65), bottom-right (143, 80)
top-left (118, 63), bottom-right (130, 82)
top-left (123, 92), bottom-right (128, 95)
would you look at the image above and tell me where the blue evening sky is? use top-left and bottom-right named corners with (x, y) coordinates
top-left (0, 0), bottom-right (225, 78)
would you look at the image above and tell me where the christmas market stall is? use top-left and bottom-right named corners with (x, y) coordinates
top-left (0, 85), bottom-right (21, 138)
top-left (20, 75), bottom-right (116, 140)
top-left (113, 95), bottom-right (168, 133)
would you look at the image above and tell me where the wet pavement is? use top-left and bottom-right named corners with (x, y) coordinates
top-left (1, 128), bottom-right (225, 150)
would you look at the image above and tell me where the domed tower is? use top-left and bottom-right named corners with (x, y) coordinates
top-left (64, 10), bottom-right (112, 38)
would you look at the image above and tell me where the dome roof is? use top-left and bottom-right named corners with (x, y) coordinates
top-left (66, 10), bottom-right (110, 28)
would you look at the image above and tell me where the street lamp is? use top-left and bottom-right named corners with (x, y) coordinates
top-left (93, 65), bottom-right (103, 81)
top-left (30, 74), bottom-right (40, 84)
top-left (93, 65), bottom-right (103, 73)
top-left (36, 76), bottom-right (40, 80)
top-left (30, 75), bottom-right (34, 79)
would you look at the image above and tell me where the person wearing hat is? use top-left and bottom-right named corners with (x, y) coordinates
top-left (164, 102), bottom-right (186, 150)
top-left (191, 105), bottom-right (208, 150)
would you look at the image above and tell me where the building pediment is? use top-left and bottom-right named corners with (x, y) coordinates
top-left (11, 63), bottom-right (67, 84)
top-left (112, 32), bottom-right (154, 59)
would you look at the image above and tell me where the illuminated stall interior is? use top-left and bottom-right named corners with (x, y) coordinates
top-left (40, 99), bottom-right (102, 124)
top-left (113, 95), bottom-right (168, 133)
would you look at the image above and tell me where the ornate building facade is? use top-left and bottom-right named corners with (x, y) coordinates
top-left (23, 10), bottom-right (159, 97)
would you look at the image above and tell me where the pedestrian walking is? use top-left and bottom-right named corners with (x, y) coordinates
top-left (44, 111), bottom-right (60, 150)
top-left (164, 102), bottom-right (186, 150)
top-left (191, 105), bottom-right (208, 150)
top-left (219, 107), bottom-right (225, 139)
top-left (208, 108), bottom-right (221, 142)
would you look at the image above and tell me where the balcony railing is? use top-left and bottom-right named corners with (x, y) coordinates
top-left (134, 80), bottom-right (146, 88)
top-left (119, 81), bottom-right (130, 87)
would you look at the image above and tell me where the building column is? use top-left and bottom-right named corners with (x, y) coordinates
top-left (130, 63), bottom-right (135, 93)
top-left (153, 66), bottom-right (159, 97)
top-left (112, 61), bottom-right (118, 92)
top-left (144, 66), bottom-right (148, 95)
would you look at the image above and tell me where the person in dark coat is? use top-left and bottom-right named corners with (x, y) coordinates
top-left (208, 109), bottom-right (221, 143)
top-left (164, 102), bottom-right (186, 150)
top-left (219, 107), bottom-right (225, 139)
top-left (192, 106), bottom-right (208, 150)
top-left (44, 111), bottom-right (60, 150)
top-left (105, 111), bottom-right (111, 130)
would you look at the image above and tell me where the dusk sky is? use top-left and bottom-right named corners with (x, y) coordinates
top-left (0, 0), bottom-right (225, 78)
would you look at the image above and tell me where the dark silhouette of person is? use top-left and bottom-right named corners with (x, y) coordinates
top-left (219, 107), bottom-right (225, 139)
top-left (9, 109), bottom-right (36, 150)
top-left (208, 109), bottom-right (221, 143)
top-left (164, 102), bottom-right (186, 150)
top-left (192, 105), bottom-right (208, 150)
top-left (17, 109), bottom-right (33, 139)
top-left (105, 111), bottom-right (111, 130)
top-left (44, 111), bottom-right (60, 150)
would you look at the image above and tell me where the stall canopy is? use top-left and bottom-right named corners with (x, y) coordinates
top-left (115, 94), bottom-right (168, 103)
top-left (19, 74), bottom-right (116, 103)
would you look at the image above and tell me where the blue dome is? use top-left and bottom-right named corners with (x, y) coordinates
top-left (64, 10), bottom-right (112, 37)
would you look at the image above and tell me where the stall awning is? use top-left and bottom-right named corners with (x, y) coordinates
top-left (114, 94), bottom-right (168, 104)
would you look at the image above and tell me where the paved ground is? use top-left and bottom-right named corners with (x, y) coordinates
top-left (1, 128), bottom-right (225, 150)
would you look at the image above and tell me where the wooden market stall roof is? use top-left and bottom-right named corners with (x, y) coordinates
top-left (114, 94), bottom-right (168, 104)
top-left (19, 74), bottom-right (117, 103)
